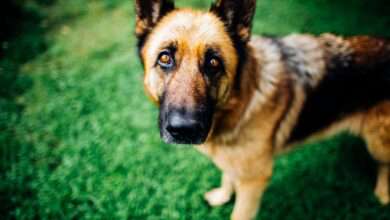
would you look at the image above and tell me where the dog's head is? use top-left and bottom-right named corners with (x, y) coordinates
top-left (135, 0), bottom-right (256, 144)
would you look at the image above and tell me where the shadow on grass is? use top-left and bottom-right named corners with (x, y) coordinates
top-left (260, 135), bottom-right (390, 220)
top-left (0, 0), bottom-right (50, 218)
top-left (311, 0), bottom-right (390, 36)
top-left (254, 0), bottom-right (390, 36)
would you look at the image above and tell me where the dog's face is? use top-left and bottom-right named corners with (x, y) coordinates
top-left (135, 0), bottom-right (256, 144)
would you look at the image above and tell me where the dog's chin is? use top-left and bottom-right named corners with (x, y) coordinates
top-left (160, 129), bottom-right (208, 145)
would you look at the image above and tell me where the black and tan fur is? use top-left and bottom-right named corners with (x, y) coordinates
top-left (135, 0), bottom-right (390, 219)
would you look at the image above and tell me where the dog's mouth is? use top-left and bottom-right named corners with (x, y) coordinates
top-left (159, 106), bottom-right (213, 145)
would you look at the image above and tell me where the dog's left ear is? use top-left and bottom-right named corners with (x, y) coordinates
top-left (210, 0), bottom-right (256, 44)
top-left (135, 0), bottom-right (175, 50)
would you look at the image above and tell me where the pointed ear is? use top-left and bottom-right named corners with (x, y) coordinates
top-left (135, 0), bottom-right (175, 50)
top-left (210, 0), bottom-right (256, 44)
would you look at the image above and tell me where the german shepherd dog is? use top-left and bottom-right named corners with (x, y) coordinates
top-left (135, 0), bottom-right (390, 219)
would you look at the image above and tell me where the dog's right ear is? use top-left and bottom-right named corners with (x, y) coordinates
top-left (135, 0), bottom-right (175, 51)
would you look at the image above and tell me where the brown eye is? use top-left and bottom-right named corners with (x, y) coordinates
top-left (160, 54), bottom-right (170, 64)
top-left (157, 51), bottom-right (174, 69)
top-left (204, 55), bottom-right (223, 76)
top-left (209, 58), bottom-right (219, 68)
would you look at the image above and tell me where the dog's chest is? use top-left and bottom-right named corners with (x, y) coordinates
top-left (198, 141), bottom-right (273, 179)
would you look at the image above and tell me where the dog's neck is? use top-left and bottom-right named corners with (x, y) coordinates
top-left (213, 52), bottom-right (258, 133)
top-left (206, 37), bottom-right (290, 145)
top-left (208, 43), bottom-right (267, 144)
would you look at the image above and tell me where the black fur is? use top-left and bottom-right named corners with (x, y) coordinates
top-left (210, 0), bottom-right (256, 90)
top-left (288, 57), bottom-right (390, 143)
top-left (135, 0), bottom-right (175, 56)
top-left (210, 0), bottom-right (256, 44)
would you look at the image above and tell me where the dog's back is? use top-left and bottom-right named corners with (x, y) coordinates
top-left (291, 35), bottom-right (390, 142)
top-left (249, 34), bottom-right (390, 143)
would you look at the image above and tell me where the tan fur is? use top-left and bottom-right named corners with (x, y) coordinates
top-left (347, 36), bottom-right (390, 66)
top-left (198, 34), bottom-right (390, 218)
top-left (138, 5), bottom-right (390, 220)
top-left (363, 102), bottom-right (390, 204)
top-left (141, 10), bottom-right (237, 105)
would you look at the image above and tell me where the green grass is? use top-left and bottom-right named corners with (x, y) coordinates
top-left (1, 0), bottom-right (390, 219)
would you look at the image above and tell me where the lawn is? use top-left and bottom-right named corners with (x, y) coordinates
top-left (1, 0), bottom-right (390, 219)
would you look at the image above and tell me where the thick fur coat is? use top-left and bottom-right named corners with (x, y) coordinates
top-left (135, 0), bottom-right (390, 219)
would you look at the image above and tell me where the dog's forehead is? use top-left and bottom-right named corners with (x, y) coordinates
top-left (144, 9), bottom-right (233, 56)
top-left (158, 10), bottom-right (224, 39)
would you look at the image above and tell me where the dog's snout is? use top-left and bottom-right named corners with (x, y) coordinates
top-left (166, 111), bottom-right (201, 141)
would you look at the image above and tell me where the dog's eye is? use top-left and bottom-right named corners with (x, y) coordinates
top-left (204, 56), bottom-right (223, 75)
top-left (209, 58), bottom-right (220, 68)
top-left (157, 51), bottom-right (174, 69)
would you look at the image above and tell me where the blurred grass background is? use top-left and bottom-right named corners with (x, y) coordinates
top-left (1, 0), bottom-right (390, 219)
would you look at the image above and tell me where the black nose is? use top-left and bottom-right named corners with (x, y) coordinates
top-left (166, 111), bottom-right (202, 142)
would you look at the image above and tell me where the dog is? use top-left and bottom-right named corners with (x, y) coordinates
top-left (135, 0), bottom-right (390, 219)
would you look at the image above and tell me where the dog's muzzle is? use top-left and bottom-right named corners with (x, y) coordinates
top-left (159, 107), bottom-right (213, 145)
